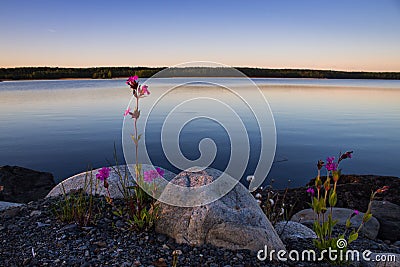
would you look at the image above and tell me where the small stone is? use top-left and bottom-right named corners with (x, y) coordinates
top-left (133, 260), bottom-right (141, 266)
top-left (115, 220), bottom-right (125, 228)
top-left (37, 222), bottom-right (50, 227)
top-left (93, 241), bottom-right (107, 248)
top-left (371, 244), bottom-right (379, 250)
top-left (236, 253), bottom-right (243, 260)
top-left (153, 258), bottom-right (167, 267)
top-left (22, 258), bottom-right (31, 265)
top-left (61, 223), bottom-right (78, 231)
top-left (84, 250), bottom-right (90, 257)
top-left (162, 244), bottom-right (169, 250)
top-left (30, 210), bottom-right (42, 216)
top-left (393, 241), bottom-right (400, 247)
top-left (157, 234), bottom-right (167, 243)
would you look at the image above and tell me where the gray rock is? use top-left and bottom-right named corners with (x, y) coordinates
top-left (371, 201), bottom-right (400, 242)
top-left (0, 165), bottom-right (55, 203)
top-left (0, 201), bottom-right (23, 211)
top-left (274, 221), bottom-right (317, 242)
top-left (291, 207), bottom-right (380, 239)
top-left (155, 168), bottom-right (285, 253)
top-left (30, 210), bottom-right (41, 217)
top-left (36, 222), bottom-right (50, 227)
top-left (46, 164), bottom-right (175, 199)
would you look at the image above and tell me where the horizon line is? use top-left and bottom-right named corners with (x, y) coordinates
top-left (1, 65), bottom-right (400, 74)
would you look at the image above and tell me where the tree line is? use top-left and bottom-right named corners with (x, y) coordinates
top-left (0, 66), bottom-right (399, 80)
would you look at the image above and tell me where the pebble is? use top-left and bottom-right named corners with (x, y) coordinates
top-left (115, 220), bottom-right (125, 228)
top-left (30, 210), bottom-right (42, 216)
top-left (157, 234), bottom-right (167, 243)
top-left (36, 222), bottom-right (50, 227)
top-left (93, 241), bottom-right (107, 247)
top-left (61, 223), bottom-right (78, 231)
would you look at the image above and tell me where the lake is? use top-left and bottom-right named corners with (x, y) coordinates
top-left (0, 78), bottom-right (399, 188)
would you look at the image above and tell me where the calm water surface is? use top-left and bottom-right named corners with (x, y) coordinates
top-left (0, 78), bottom-right (399, 187)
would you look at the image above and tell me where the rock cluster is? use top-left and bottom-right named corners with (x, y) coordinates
top-left (1, 166), bottom-right (400, 266)
top-left (256, 174), bottom-right (400, 243)
top-left (291, 207), bottom-right (380, 239)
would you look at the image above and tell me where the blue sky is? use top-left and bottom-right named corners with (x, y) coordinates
top-left (0, 0), bottom-right (399, 71)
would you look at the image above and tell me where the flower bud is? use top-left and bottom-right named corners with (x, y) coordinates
top-left (317, 160), bottom-right (324, 170)
top-left (375, 186), bottom-right (389, 194)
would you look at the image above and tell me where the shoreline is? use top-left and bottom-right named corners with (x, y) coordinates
top-left (2, 76), bottom-right (400, 82)
top-left (1, 66), bottom-right (399, 81)
top-left (1, 169), bottom-right (399, 266)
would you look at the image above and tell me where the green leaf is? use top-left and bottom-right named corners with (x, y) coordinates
top-left (130, 134), bottom-right (138, 145)
top-left (322, 221), bottom-right (329, 236)
top-left (329, 191), bottom-right (337, 207)
top-left (363, 213), bottom-right (372, 223)
top-left (348, 232), bottom-right (359, 244)
top-left (345, 218), bottom-right (352, 228)
top-left (313, 221), bottom-right (322, 238)
top-left (312, 197), bottom-right (320, 212)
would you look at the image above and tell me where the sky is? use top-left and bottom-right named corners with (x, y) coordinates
top-left (0, 0), bottom-right (399, 71)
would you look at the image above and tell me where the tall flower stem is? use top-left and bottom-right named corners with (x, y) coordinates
top-left (133, 91), bottom-right (142, 216)
top-left (134, 94), bottom-right (139, 179)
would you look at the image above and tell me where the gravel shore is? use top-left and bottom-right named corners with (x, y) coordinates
top-left (1, 196), bottom-right (277, 266)
top-left (1, 194), bottom-right (399, 266)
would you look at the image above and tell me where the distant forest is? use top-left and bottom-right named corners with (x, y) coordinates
top-left (0, 66), bottom-right (399, 80)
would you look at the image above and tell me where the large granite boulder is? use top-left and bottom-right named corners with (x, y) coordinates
top-left (0, 165), bottom-right (55, 203)
top-left (47, 165), bottom-right (175, 199)
top-left (155, 168), bottom-right (285, 253)
top-left (371, 201), bottom-right (400, 242)
top-left (291, 207), bottom-right (380, 239)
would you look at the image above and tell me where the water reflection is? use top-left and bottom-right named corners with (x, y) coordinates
top-left (0, 78), bottom-right (399, 187)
